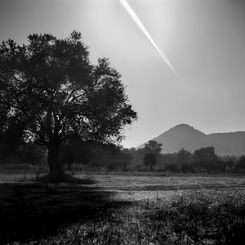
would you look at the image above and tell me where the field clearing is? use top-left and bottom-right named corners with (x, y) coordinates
top-left (90, 174), bottom-right (245, 189)
top-left (1, 173), bottom-right (245, 201)
top-left (0, 173), bottom-right (245, 244)
top-left (86, 174), bottom-right (245, 201)
top-left (1, 173), bottom-right (245, 200)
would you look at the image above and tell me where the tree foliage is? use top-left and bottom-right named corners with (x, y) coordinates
top-left (142, 140), bottom-right (162, 154)
top-left (0, 31), bottom-right (137, 179)
top-left (237, 155), bottom-right (245, 171)
top-left (142, 140), bottom-right (162, 170)
top-left (143, 153), bottom-right (156, 171)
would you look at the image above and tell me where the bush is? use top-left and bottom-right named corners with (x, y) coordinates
top-left (237, 156), bottom-right (245, 171)
top-left (180, 162), bottom-right (195, 173)
top-left (165, 163), bottom-right (179, 172)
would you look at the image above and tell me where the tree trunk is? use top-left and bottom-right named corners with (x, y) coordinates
top-left (47, 137), bottom-right (66, 181)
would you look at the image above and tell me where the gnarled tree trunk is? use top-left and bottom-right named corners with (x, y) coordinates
top-left (47, 136), bottom-right (66, 181)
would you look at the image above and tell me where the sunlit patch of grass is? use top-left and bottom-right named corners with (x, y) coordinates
top-left (26, 190), bottom-right (245, 245)
top-left (143, 191), bottom-right (245, 244)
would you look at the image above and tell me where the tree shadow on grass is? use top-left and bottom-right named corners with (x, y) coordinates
top-left (0, 182), bottom-right (131, 244)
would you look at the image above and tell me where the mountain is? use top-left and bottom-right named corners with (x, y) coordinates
top-left (143, 124), bottom-right (245, 156)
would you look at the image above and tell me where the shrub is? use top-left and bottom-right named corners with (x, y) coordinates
top-left (237, 156), bottom-right (245, 171)
top-left (165, 163), bottom-right (179, 172)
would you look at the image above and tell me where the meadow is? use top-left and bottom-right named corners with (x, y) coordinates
top-left (0, 170), bottom-right (245, 244)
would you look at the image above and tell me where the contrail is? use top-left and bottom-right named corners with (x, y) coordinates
top-left (120, 0), bottom-right (177, 77)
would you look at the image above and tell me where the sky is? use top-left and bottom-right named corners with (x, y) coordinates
top-left (0, 0), bottom-right (245, 148)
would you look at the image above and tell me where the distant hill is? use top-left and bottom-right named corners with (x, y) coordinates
top-left (142, 124), bottom-right (245, 156)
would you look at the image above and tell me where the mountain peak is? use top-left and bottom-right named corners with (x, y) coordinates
top-left (174, 123), bottom-right (192, 128)
top-left (172, 123), bottom-right (195, 130)
top-left (147, 124), bottom-right (245, 155)
top-left (165, 124), bottom-right (205, 135)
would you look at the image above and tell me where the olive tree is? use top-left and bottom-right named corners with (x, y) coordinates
top-left (0, 32), bottom-right (137, 181)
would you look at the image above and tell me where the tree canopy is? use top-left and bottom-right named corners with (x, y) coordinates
top-left (142, 140), bottom-right (162, 154)
top-left (143, 153), bottom-right (156, 171)
top-left (0, 31), bottom-right (137, 180)
top-left (142, 140), bottom-right (162, 170)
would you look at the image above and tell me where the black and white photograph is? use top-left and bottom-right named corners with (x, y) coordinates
top-left (0, 0), bottom-right (245, 244)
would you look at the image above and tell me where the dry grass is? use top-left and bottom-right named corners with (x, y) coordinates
top-left (26, 190), bottom-right (245, 245)
top-left (0, 172), bottom-right (245, 244)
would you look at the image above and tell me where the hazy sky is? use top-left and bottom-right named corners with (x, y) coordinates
top-left (1, 0), bottom-right (245, 148)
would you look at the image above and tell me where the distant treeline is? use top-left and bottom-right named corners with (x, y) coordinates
top-left (130, 141), bottom-right (245, 173)
top-left (0, 137), bottom-right (245, 173)
top-left (0, 135), bottom-right (131, 172)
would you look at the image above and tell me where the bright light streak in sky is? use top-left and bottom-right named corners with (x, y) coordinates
top-left (120, 0), bottom-right (178, 77)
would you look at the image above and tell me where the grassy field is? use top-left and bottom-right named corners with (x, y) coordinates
top-left (0, 173), bottom-right (245, 244)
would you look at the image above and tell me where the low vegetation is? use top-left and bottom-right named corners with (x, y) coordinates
top-left (21, 190), bottom-right (245, 245)
top-left (1, 141), bottom-right (245, 175)
top-left (0, 173), bottom-right (245, 244)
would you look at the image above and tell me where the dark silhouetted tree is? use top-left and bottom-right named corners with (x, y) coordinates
top-left (142, 140), bottom-right (162, 170)
top-left (193, 146), bottom-right (218, 172)
top-left (237, 155), bottom-right (245, 171)
top-left (143, 152), bottom-right (156, 171)
top-left (120, 148), bottom-right (133, 171)
top-left (142, 140), bottom-right (162, 154)
top-left (177, 149), bottom-right (194, 173)
top-left (177, 148), bottom-right (191, 164)
top-left (165, 162), bottom-right (180, 172)
top-left (0, 32), bottom-right (137, 181)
